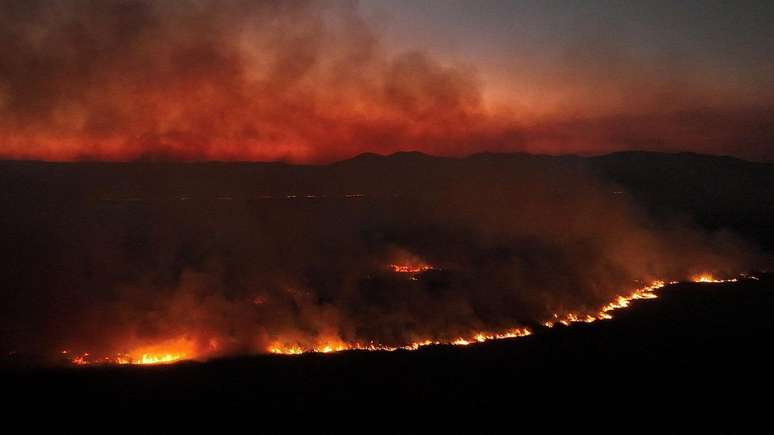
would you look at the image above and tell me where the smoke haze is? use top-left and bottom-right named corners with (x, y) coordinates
top-left (0, 154), bottom-right (765, 361)
top-left (0, 0), bottom-right (771, 363)
top-left (1, 0), bottom-right (773, 162)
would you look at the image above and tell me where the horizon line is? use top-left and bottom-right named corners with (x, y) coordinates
top-left (0, 149), bottom-right (765, 166)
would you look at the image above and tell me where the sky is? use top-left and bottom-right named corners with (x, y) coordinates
top-left (361, 0), bottom-right (774, 112)
top-left (1, 0), bottom-right (773, 162)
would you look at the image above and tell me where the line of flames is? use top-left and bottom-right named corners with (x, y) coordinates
top-left (267, 327), bottom-right (534, 355)
top-left (267, 273), bottom-right (742, 355)
top-left (691, 273), bottom-right (739, 284)
top-left (68, 351), bottom-right (187, 366)
top-left (268, 280), bottom-right (672, 355)
top-left (389, 264), bottom-right (433, 274)
top-left (541, 280), bottom-right (668, 328)
top-left (64, 273), bottom-right (748, 364)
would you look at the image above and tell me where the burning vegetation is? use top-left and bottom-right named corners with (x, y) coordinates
top-left (388, 252), bottom-right (434, 279)
top-left (691, 274), bottom-right (739, 284)
top-left (60, 275), bottom-right (755, 363)
top-left (61, 336), bottom-right (196, 365)
top-left (389, 264), bottom-right (433, 274)
top-left (0, 154), bottom-right (767, 367)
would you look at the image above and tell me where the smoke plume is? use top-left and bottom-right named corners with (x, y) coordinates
top-left (1, 0), bottom-right (773, 162)
top-left (0, 0), bottom-right (517, 162)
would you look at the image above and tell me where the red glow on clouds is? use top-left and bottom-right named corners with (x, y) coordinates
top-left (1, 0), bottom-right (772, 162)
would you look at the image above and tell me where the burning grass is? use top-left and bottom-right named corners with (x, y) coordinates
top-left (58, 273), bottom-right (757, 365)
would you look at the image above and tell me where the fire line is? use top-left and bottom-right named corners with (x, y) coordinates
top-left (64, 274), bottom-right (751, 364)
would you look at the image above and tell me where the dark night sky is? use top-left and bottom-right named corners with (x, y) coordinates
top-left (1, 0), bottom-right (773, 161)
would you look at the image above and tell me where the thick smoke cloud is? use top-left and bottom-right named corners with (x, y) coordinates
top-left (0, 156), bottom-right (763, 361)
top-left (0, 0), bottom-right (516, 162)
top-left (1, 0), bottom-right (773, 162)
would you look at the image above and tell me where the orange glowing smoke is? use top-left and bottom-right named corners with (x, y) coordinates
top-left (3, 0), bottom-right (774, 163)
top-left (0, 0), bottom-right (517, 163)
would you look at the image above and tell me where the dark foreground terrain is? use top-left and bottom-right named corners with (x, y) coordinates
top-left (4, 275), bottom-right (773, 422)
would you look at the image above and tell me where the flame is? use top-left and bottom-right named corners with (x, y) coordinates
top-left (543, 280), bottom-right (668, 328)
top-left (76, 279), bottom-right (667, 360)
top-left (65, 274), bottom-right (755, 364)
top-left (68, 352), bottom-right (186, 366)
top-left (123, 337), bottom-right (196, 365)
top-left (267, 328), bottom-right (533, 355)
top-left (66, 336), bottom-right (196, 366)
top-left (691, 274), bottom-right (738, 283)
top-left (134, 353), bottom-right (186, 365)
top-left (389, 264), bottom-right (433, 273)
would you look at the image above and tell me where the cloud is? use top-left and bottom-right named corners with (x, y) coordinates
top-left (2, 0), bottom-right (771, 162)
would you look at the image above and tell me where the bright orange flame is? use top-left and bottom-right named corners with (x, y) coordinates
top-left (267, 328), bottom-right (533, 355)
top-left (543, 280), bottom-right (668, 328)
top-left (691, 274), bottom-right (738, 283)
top-left (67, 275), bottom-right (755, 364)
top-left (71, 355), bottom-right (88, 365)
top-left (67, 336), bottom-right (196, 366)
top-left (124, 337), bottom-right (195, 365)
top-left (268, 339), bottom-right (354, 355)
top-left (134, 353), bottom-right (186, 365)
top-left (268, 280), bottom-right (671, 355)
top-left (389, 264), bottom-right (433, 273)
